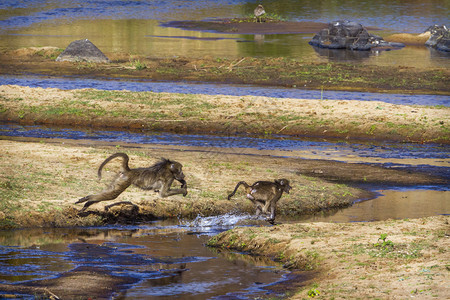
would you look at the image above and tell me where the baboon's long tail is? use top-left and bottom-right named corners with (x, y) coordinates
top-left (97, 153), bottom-right (131, 179)
top-left (227, 181), bottom-right (250, 200)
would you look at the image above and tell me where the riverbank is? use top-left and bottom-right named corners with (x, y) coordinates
top-left (0, 138), bottom-right (364, 228)
top-left (1, 136), bottom-right (446, 229)
top-left (208, 215), bottom-right (449, 299)
top-left (1, 85), bottom-right (449, 144)
top-left (0, 47), bottom-right (449, 96)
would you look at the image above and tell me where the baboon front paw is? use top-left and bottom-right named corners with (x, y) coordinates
top-left (183, 190), bottom-right (188, 197)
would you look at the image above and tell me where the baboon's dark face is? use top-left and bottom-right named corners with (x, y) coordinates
top-left (277, 179), bottom-right (292, 194)
top-left (170, 162), bottom-right (185, 181)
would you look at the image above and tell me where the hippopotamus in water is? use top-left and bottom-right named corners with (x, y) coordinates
top-left (309, 20), bottom-right (404, 51)
top-left (423, 25), bottom-right (449, 52)
top-left (56, 39), bottom-right (110, 63)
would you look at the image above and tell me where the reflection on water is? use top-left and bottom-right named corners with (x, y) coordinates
top-left (1, 0), bottom-right (447, 33)
top-left (0, 220), bottom-right (287, 299)
top-left (0, 1), bottom-right (449, 68)
top-left (311, 44), bottom-right (450, 68)
top-left (298, 189), bottom-right (450, 223)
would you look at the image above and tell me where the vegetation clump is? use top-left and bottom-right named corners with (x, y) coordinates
top-left (229, 12), bottom-right (286, 23)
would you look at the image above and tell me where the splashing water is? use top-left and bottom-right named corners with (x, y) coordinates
top-left (181, 213), bottom-right (266, 234)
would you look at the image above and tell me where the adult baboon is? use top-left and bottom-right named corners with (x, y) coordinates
top-left (76, 153), bottom-right (188, 211)
top-left (228, 179), bottom-right (291, 224)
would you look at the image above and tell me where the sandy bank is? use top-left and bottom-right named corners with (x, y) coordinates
top-left (1, 85), bottom-right (449, 144)
top-left (208, 215), bottom-right (449, 299)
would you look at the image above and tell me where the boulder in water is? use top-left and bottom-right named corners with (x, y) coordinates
top-left (56, 39), bottom-right (110, 63)
top-left (423, 25), bottom-right (450, 52)
top-left (309, 20), bottom-right (404, 51)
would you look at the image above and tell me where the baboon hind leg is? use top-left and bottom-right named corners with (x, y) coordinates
top-left (76, 175), bottom-right (132, 211)
top-left (264, 200), bottom-right (279, 224)
top-left (267, 203), bottom-right (277, 224)
top-left (254, 203), bottom-right (263, 216)
top-left (261, 194), bottom-right (281, 215)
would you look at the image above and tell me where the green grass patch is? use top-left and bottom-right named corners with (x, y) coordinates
top-left (0, 176), bottom-right (23, 211)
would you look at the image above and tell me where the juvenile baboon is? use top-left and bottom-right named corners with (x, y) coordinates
top-left (227, 179), bottom-right (292, 224)
top-left (76, 153), bottom-right (188, 211)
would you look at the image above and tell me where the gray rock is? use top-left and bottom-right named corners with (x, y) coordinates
top-left (309, 20), bottom-right (404, 51)
top-left (424, 25), bottom-right (450, 52)
top-left (56, 39), bottom-right (110, 63)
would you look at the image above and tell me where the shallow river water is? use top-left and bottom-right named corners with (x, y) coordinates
top-left (0, 215), bottom-right (291, 299)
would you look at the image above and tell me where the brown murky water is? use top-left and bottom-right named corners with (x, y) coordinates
top-left (298, 190), bottom-right (450, 223)
top-left (0, 217), bottom-right (288, 299)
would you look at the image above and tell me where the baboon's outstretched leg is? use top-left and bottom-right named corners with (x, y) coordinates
top-left (76, 173), bottom-right (132, 211)
top-left (254, 201), bottom-right (264, 216)
top-left (160, 187), bottom-right (188, 197)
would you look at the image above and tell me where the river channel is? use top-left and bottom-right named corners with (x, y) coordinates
top-left (0, 215), bottom-right (296, 299)
top-left (1, 74), bottom-right (450, 106)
